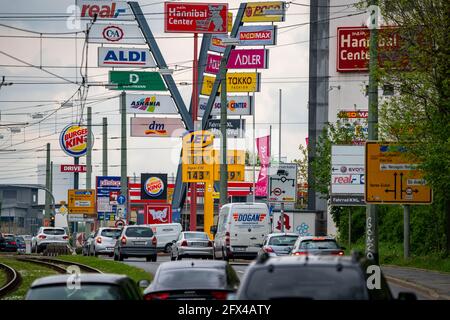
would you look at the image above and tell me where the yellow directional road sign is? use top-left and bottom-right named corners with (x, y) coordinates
top-left (68, 189), bottom-right (96, 215)
top-left (365, 142), bottom-right (432, 204)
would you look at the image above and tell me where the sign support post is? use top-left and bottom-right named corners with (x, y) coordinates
top-left (190, 33), bottom-right (199, 232)
top-left (404, 205), bottom-right (410, 258)
top-left (120, 91), bottom-right (128, 223)
top-left (204, 180), bottom-right (214, 239)
top-left (219, 55), bottom-right (228, 207)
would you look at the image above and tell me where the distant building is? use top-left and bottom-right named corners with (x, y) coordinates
top-left (37, 163), bottom-right (74, 205)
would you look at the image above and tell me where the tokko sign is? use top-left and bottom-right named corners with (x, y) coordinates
top-left (89, 23), bottom-right (145, 44)
top-left (98, 47), bottom-right (156, 68)
top-left (164, 2), bottom-right (228, 34)
top-left (77, 1), bottom-right (133, 20)
top-left (130, 117), bottom-right (186, 137)
top-left (227, 49), bottom-right (268, 69)
top-left (201, 73), bottom-right (261, 95)
top-left (125, 94), bottom-right (178, 114)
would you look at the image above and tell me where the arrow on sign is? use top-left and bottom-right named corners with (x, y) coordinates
top-left (384, 172), bottom-right (397, 199)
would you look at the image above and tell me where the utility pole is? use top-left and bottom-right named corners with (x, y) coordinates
top-left (44, 143), bottom-right (51, 220)
top-left (102, 117), bottom-right (108, 177)
top-left (252, 94), bottom-right (256, 202)
top-left (366, 0), bottom-right (379, 264)
top-left (219, 56), bottom-right (228, 207)
top-left (120, 91), bottom-right (128, 222)
top-left (278, 89), bottom-right (282, 163)
top-left (404, 205), bottom-right (410, 258)
top-left (86, 107), bottom-right (92, 189)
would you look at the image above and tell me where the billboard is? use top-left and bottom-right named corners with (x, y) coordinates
top-left (227, 49), bottom-right (269, 69)
top-left (141, 174), bottom-right (168, 201)
top-left (98, 47), bottom-right (156, 68)
top-left (201, 72), bottom-right (261, 95)
top-left (242, 2), bottom-right (286, 23)
top-left (256, 135), bottom-right (270, 197)
top-left (164, 2), bottom-right (228, 34)
top-left (130, 117), bottom-right (186, 137)
top-left (198, 95), bottom-right (252, 116)
top-left (237, 25), bottom-right (277, 46)
top-left (77, 1), bottom-right (133, 20)
top-left (144, 204), bottom-right (172, 224)
top-left (205, 119), bottom-right (245, 138)
top-left (125, 94), bottom-right (178, 114)
top-left (96, 176), bottom-right (121, 220)
top-left (89, 23), bottom-right (145, 44)
top-left (59, 124), bottom-right (92, 158)
top-left (109, 71), bottom-right (166, 91)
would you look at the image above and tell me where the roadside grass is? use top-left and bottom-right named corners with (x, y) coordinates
top-left (0, 268), bottom-right (6, 287)
top-left (0, 256), bottom-right (58, 300)
top-left (345, 241), bottom-right (450, 273)
top-left (57, 255), bottom-right (153, 283)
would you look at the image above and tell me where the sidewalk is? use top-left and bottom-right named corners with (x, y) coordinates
top-left (382, 265), bottom-right (450, 300)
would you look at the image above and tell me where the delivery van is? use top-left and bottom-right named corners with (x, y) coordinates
top-left (148, 223), bottom-right (182, 253)
top-left (212, 202), bottom-right (271, 260)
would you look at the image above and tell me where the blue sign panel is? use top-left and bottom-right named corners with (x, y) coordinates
top-left (96, 176), bottom-right (121, 221)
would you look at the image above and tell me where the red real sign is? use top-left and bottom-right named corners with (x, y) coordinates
top-left (144, 204), bottom-right (172, 224)
top-left (60, 164), bottom-right (87, 173)
top-left (205, 53), bottom-right (222, 74)
top-left (164, 2), bottom-right (228, 34)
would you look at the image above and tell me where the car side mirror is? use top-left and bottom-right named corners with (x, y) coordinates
top-left (397, 292), bottom-right (417, 300)
top-left (138, 279), bottom-right (150, 289)
top-left (210, 225), bottom-right (217, 235)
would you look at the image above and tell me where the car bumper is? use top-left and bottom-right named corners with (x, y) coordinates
top-left (0, 246), bottom-right (18, 252)
top-left (119, 246), bottom-right (157, 257)
top-left (94, 244), bottom-right (115, 254)
top-left (178, 247), bottom-right (213, 257)
top-left (228, 248), bottom-right (258, 259)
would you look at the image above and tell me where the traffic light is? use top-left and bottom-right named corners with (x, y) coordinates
top-left (50, 215), bottom-right (55, 227)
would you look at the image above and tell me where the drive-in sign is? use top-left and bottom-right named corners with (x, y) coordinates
top-left (89, 23), bottom-right (145, 44)
top-left (237, 25), bottom-right (277, 46)
top-left (98, 47), bottom-right (156, 68)
top-left (227, 49), bottom-right (268, 69)
top-left (60, 165), bottom-right (87, 173)
top-left (77, 1), bottom-right (133, 20)
top-left (164, 2), bottom-right (228, 34)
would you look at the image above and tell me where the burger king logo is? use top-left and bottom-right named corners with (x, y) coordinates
top-left (59, 124), bottom-right (92, 157)
top-left (144, 177), bottom-right (164, 197)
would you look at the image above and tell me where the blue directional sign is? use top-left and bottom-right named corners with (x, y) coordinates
top-left (117, 194), bottom-right (126, 205)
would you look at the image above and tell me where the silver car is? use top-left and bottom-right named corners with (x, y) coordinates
top-left (171, 231), bottom-right (213, 260)
top-left (91, 228), bottom-right (121, 257)
top-left (114, 225), bottom-right (157, 262)
top-left (257, 233), bottom-right (299, 258)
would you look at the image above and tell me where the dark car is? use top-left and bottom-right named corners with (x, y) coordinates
top-left (25, 274), bottom-right (144, 300)
top-left (143, 260), bottom-right (240, 300)
top-left (15, 236), bottom-right (26, 253)
top-left (0, 233), bottom-right (18, 252)
top-left (236, 253), bottom-right (417, 300)
top-left (290, 236), bottom-right (345, 256)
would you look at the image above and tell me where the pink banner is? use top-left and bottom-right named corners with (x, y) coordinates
top-left (227, 49), bottom-right (268, 69)
top-left (205, 53), bottom-right (221, 75)
top-left (256, 135), bottom-right (270, 197)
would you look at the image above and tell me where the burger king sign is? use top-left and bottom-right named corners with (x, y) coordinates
top-left (59, 124), bottom-right (92, 157)
top-left (141, 173), bottom-right (167, 200)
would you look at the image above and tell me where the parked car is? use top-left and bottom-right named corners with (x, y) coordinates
top-left (0, 233), bottom-right (18, 252)
top-left (236, 254), bottom-right (416, 300)
top-left (25, 274), bottom-right (144, 300)
top-left (90, 228), bottom-right (121, 257)
top-left (147, 223), bottom-right (182, 253)
top-left (82, 233), bottom-right (95, 256)
top-left (114, 225), bottom-right (157, 262)
top-left (290, 236), bottom-right (345, 256)
top-left (257, 233), bottom-right (299, 258)
top-left (211, 202), bottom-right (271, 260)
top-left (15, 236), bottom-right (26, 254)
top-left (143, 260), bottom-right (240, 300)
top-left (31, 227), bottom-right (69, 253)
top-left (170, 231), bottom-right (213, 260)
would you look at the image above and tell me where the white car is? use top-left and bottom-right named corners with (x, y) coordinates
top-left (31, 227), bottom-right (69, 253)
top-left (147, 223), bottom-right (182, 253)
top-left (90, 228), bottom-right (122, 257)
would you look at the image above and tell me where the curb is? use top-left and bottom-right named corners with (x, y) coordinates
top-left (385, 275), bottom-right (450, 300)
top-left (383, 264), bottom-right (450, 276)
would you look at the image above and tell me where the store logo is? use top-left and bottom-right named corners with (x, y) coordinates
top-left (80, 2), bottom-right (126, 19)
top-left (144, 121), bottom-right (167, 136)
top-left (59, 125), bottom-right (90, 157)
top-left (130, 96), bottom-right (161, 113)
top-left (144, 177), bottom-right (164, 197)
top-left (102, 25), bottom-right (124, 42)
top-left (228, 100), bottom-right (247, 111)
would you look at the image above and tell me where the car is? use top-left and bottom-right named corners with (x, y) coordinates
top-left (211, 202), bottom-right (271, 260)
top-left (0, 233), bottom-right (18, 252)
top-left (170, 231), bottom-right (213, 260)
top-left (143, 260), bottom-right (240, 300)
top-left (90, 228), bottom-right (121, 257)
top-left (114, 225), bottom-right (157, 262)
top-left (290, 236), bottom-right (345, 256)
top-left (31, 227), bottom-right (69, 254)
top-left (15, 236), bottom-right (26, 254)
top-left (82, 233), bottom-right (95, 256)
top-left (276, 169), bottom-right (288, 176)
top-left (147, 223), bottom-right (182, 253)
top-left (257, 233), bottom-right (299, 258)
top-left (235, 253), bottom-right (417, 300)
top-left (25, 274), bottom-right (144, 300)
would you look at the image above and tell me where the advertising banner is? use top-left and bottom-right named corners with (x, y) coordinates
top-left (205, 53), bottom-right (222, 75)
top-left (198, 95), bottom-right (252, 116)
top-left (209, 34), bottom-right (227, 53)
top-left (256, 135), bottom-right (270, 197)
top-left (144, 204), bottom-right (172, 224)
top-left (60, 164), bottom-right (86, 173)
top-left (109, 71), bottom-right (166, 91)
top-left (164, 2), bottom-right (228, 34)
top-left (59, 124), bottom-right (92, 158)
top-left (125, 94), bottom-right (178, 114)
top-left (89, 23), bottom-right (145, 44)
top-left (201, 72), bottom-right (260, 95)
top-left (130, 117), bottom-right (186, 137)
top-left (96, 176), bottom-right (121, 220)
top-left (242, 2), bottom-right (286, 23)
top-left (237, 25), bottom-right (277, 46)
top-left (331, 145), bottom-right (365, 196)
top-left (205, 119), bottom-right (245, 138)
top-left (227, 49), bottom-right (268, 69)
top-left (141, 174), bottom-right (168, 201)
top-left (77, 1), bottom-right (133, 20)
top-left (98, 47), bottom-right (156, 68)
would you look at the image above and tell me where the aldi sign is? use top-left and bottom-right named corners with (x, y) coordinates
top-left (125, 94), bottom-right (178, 114)
top-left (98, 47), bottom-right (156, 68)
top-left (227, 49), bottom-right (268, 69)
top-left (237, 25), bottom-right (277, 46)
top-left (89, 23), bottom-right (145, 44)
top-left (198, 95), bottom-right (252, 116)
top-left (77, 1), bottom-right (133, 20)
top-left (164, 2), bottom-right (228, 34)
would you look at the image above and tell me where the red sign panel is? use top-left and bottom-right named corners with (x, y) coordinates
top-left (60, 164), bottom-right (87, 173)
top-left (205, 53), bottom-right (222, 74)
top-left (337, 27), bottom-right (402, 72)
top-left (164, 2), bottom-right (228, 34)
top-left (144, 204), bottom-right (172, 224)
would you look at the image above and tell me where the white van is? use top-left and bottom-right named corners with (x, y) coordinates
top-left (212, 202), bottom-right (271, 260)
top-left (148, 223), bottom-right (182, 253)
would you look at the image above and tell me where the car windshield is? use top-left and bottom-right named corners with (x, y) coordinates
top-left (101, 229), bottom-right (122, 238)
top-left (155, 269), bottom-right (226, 290)
top-left (245, 266), bottom-right (367, 300)
top-left (15, 237), bottom-right (25, 243)
top-left (184, 232), bottom-right (209, 240)
top-left (125, 227), bottom-right (153, 238)
top-left (26, 284), bottom-right (124, 300)
top-left (43, 229), bottom-right (65, 235)
top-left (268, 235), bottom-right (298, 246)
top-left (299, 240), bottom-right (339, 250)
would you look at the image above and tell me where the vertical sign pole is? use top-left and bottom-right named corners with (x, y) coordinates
top-left (86, 106), bottom-right (92, 190)
top-left (45, 143), bottom-right (51, 220)
top-left (204, 179), bottom-right (214, 240)
top-left (190, 33), bottom-right (199, 231)
top-left (120, 91), bottom-right (128, 223)
top-left (252, 93), bottom-right (256, 202)
top-left (404, 205), bottom-right (410, 258)
top-left (220, 55), bottom-right (228, 208)
top-left (280, 202), bottom-right (285, 233)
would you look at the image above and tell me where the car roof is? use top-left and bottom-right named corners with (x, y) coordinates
top-left (251, 255), bottom-right (358, 268)
top-left (267, 233), bottom-right (299, 237)
top-left (30, 274), bottom-right (131, 288)
top-left (298, 236), bottom-right (336, 241)
top-left (158, 260), bottom-right (227, 271)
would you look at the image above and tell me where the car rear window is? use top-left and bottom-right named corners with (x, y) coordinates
top-left (101, 229), bottom-right (122, 238)
top-left (184, 232), bottom-right (209, 240)
top-left (43, 229), bottom-right (65, 235)
top-left (125, 227), bottom-right (153, 238)
top-left (4, 235), bottom-right (15, 241)
top-left (299, 240), bottom-right (339, 250)
top-left (268, 235), bottom-right (298, 246)
top-left (245, 265), bottom-right (367, 300)
top-left (155, 269), bottom-right (226, 290)
top-left (26, 284), bottom-right (124, 300)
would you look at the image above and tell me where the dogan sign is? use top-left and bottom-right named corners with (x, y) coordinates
top-left (59, 124), bottom-right (93, 157)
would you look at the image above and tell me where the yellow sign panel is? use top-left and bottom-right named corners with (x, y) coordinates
top-left (228, 12), bottom-right (233, 32)
top-left (201, 73), bottom-right (260, 95)
top-left (182, 130), bottom-right (214, 150)
top-left (212, 192), bottom-right (220, 199)
top-left (242, 2), bottom-right (286, 23)
top-left (182, 164), bottom-right (213, 182)
top-left (182, 130), bottom-right (215, 182)
top-left (68, 189), bottom-right (96, 215)
top-left (212, 149), bottom-right (245, 181)
top-left (365, 142), bottom-right (432, 204)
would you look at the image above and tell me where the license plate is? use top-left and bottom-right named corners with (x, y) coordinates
top-left (233, 247), bottom-right (246, 252)
top-left (133, 242), bottom-right (145, 246)
top-left (192, 242), bottom-right (207, 247)
top-left (107, 247), bottom-right (114, 250)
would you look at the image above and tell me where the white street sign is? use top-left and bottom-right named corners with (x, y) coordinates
top-left (89, 23), bottom-right (145, 44)
top-left (198, 96), bottom-right (253, 116)
top-left (98, 47), bottom-right (156, 68)
top-left (268, 163), bottom-right (297, 202)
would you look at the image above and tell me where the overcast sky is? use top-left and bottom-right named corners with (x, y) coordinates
top-left (0, 1), bottom-right (359, 188)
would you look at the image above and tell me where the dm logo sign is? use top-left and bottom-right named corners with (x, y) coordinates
top-left (59, 124), bottom-right (92, 157)
top-left (141, 173), bottom-right (167, 200)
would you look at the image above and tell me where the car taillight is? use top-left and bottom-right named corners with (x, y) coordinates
top-left (38, 235), bottom-right (47, 239)
top-left (181, 240), bottom-right (188, 247)
top-left (294, 251), bottom-right (308, 256)
top-left (62, 235), bottom-right (69, 240)
top-left (144, 292), bottom-right (170, 300)
top-left (263, 246), bottom-right (274, 253)
top-left (121, 236), bottom-right (127, 245)
top-left (331, 250), bottom-right (345, 256)
top-left (225, 232), bottom-right (230, 246)
top-left (152, 237), bottom-right (157, 246)
top-left (96, 237), bottom-right (102, 244)
top-left (208, 241), bottom-right (213, 247)
top-left (210, 291), bottom-right (228, 300)
top-left (10, 241), bottom-right (17, 246)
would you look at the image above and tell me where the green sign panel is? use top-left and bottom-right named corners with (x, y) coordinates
top-left (109, 71), bottom-right (166, 91)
